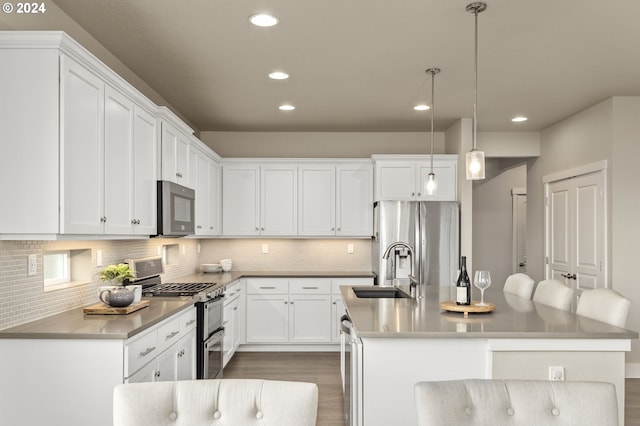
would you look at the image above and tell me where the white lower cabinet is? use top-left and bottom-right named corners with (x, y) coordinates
top-left (244, 277), bottom-right (372, 345)
top-left (223, 280), bottom-right (244, 367)
top-left (125, 307), bottom-right (197, 383)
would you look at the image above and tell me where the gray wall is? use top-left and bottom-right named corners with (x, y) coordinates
top-left (472, 159), bottom-right (527, 289)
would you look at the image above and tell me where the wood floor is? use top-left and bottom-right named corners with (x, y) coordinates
top-left (225, 352), bottom-right (640, 426)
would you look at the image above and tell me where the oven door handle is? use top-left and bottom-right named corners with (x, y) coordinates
top-left (204, 329), bottom-right (225, 349)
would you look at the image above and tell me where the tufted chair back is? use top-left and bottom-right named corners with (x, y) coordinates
top-left (415, 379), bottom-right (618, 426)
top-left (113, 379), bottom-right (318, 426)
top-left (503, 273), bottom-right (535, 299)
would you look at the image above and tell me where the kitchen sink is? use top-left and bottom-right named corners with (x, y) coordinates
top-left (352, 287), bottom-right (411, 299)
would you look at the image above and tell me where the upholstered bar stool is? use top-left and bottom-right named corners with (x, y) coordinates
top-left (113, 379), bottom-right (318, 426)
top-left (532, 279), bottom-right (574, 311)
top-left (503, 273), bottom-right (535, 299)
top-left (576, 288), bottom-right (631, 328)
top-left (414, 379), bottom-right (618, 426)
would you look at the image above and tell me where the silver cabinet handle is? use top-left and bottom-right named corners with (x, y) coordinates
top-left (185, 319), bottom-right (196, 326)
top-left (166, 330), bottom-right (180, 339)
top-left (140, 346), bottom-right (156, 357)
top-left (197, 225), bottom-right (202, 229)
top-left (302, 286), bottom-right (319, 290)
top-left (176, 172), bottom-right (183, 178)
top-left (333, 301), bottom-right (337, 305)
top-left (261, 227), bottom-right (265, 231)
top-left (255, 227), bottom-right (259, 231)
top-left (155, 370), bottom-right (161, 378)
top-left (260, 286), bottom-right (276, 289)
top-left (233, 307), bottom-right (238, 311)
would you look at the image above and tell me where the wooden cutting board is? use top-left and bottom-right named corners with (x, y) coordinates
top-left (440, 300), bottom-right (495, 318)
top-left (83, 300), bottom-right (149, 315)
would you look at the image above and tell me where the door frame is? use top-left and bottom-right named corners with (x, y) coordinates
top-left (511, 187), bottom-right (527, 274)
top-left (543, 160), bottom-right (608, 287)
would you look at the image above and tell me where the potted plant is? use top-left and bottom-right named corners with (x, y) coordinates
top-left (98, 263), bottom-right (136, 307)
top-left (98, 263), bottom-right (135, 286)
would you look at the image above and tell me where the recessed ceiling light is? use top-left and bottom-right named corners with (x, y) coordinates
top-left (249, 14), bottom-right (279, 27)
top-left (512, 116), bottom-right (528, 122)
top-left (413, 104), bottom-right (431, 111)
top-left (269, 71), bottom-right (289, 80)
top-left (279, 104), bottom-right (295, 111)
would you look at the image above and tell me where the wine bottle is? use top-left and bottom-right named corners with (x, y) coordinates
top-left (456, 256), bottom-right (471, 305)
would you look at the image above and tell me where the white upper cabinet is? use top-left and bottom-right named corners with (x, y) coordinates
top-left (222, 162), bottom-right (298, 236)
top-left (298, 161), bottom-right (373, 237)
top-left (60, 56), bottom-right (105, 234)
top-left (372, 154), bottom-right (457, 201)
top-left (0, 32), bottom-right (162, 238)
top-left (190, 139), bottom-right (221, 236)
top-left (159, 111), bottom-right (192, 187)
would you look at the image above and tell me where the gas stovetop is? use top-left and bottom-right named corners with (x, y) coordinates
top-left (142, 282), bottom-right (224, 300)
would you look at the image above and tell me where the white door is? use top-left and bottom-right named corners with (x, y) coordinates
top-left (195, 152), bottom-right (210, 235)
top-left (222, 165), bottom-right (260, 236)
top-left (298, 164), bottom-right (335, 236)
top-left (261, 165), bottom-right (298, 236)
top-left (289, 295), bottom-right (332, 343)
top-left (161, 122), bottom-right (179, 182)
top-left (245, 295), bottom-right (289, 343)
top-left (104, 86), bottom-right (134, 235)
top-left (131, 106), bottom-right (157, 235)
top-left (337, 163), bottom-right (373, 236)
top-left (546, 170), bottom-right (605, 289)
top-left (60, 56), bottom-right (105, 234)
top-left (512, 189), bottom-right (527, 273)
top-left (375, 162), bottom-right (416, 201)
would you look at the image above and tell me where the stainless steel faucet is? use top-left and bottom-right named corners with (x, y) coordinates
top-left (382, 242), bottom-right (418, 297)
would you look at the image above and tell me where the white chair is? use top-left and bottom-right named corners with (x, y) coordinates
top-left (576, 288), bottom-right (631, 328)
top-left (503, 273), bottom-right (535, 299)
top-left (532, 279), bottom-right (574, 311)
top-left (113, 379), bottom-right (318, 426)
top-left (414, 379), bottom-right (618, 426)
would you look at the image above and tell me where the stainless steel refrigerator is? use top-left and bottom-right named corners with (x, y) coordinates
top-left (372, 201), bottom-right (460, 293)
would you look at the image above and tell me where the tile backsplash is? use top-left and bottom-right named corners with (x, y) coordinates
top-left (0, 238), bottom-right (371, 330)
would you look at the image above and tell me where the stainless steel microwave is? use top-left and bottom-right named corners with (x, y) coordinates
top-left (156, 180), bottom-right (195, 237)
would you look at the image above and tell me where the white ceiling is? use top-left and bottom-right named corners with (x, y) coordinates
top-left (51, 0), bottom-right (640, 133)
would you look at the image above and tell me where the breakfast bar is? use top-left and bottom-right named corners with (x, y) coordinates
top-left (341, 284), bottom-right (638, 426)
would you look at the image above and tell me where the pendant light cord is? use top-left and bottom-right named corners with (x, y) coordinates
top-left (430, 69), bottom-right (435, 173)
top-left (473, 7), bottom-right (478, 151)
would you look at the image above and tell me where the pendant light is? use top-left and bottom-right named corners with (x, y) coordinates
top-left (465, 2), bottom-right (487, 180)
top-left (424, 68), bottom-right (440, 195)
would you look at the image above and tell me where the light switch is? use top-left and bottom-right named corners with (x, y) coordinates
top-left (347, 244), bottom-right (354, 254)
top-left (262, 244), bottom-right (269, 254)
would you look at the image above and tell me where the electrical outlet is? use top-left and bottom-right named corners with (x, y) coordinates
top-left (197, 243), bottom-right (201, 254)
top-left (181, 244), bottom-right (186, 255)
top-left (27, 254), bottom-right (37, 276)
top-left (347, 244), bottom-right (354, 254)
top-left (549, 366), bottom-right (565, 381)
top-left (262, 244), bottom-right (269, 254)
top-left (96, 249), bottom-right (103, 267)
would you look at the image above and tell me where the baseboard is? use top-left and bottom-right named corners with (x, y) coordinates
top-left (237, 344), bottom-right (340, 352)
top-left (626, 363), bottom-right (640, 378)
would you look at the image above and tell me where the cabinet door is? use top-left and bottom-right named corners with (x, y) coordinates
top-left (261, 165), bottom-right (298, 236)
top-left (222, 165), bottom-right (260, 236)
top-left (375, 162), bottom-right (416, 201)
top-left (131, 106), bottom-right (158, 234)
top-left (60, 56), bottom-right (105, 234)
top-left (245, 295), bottom-right (289, 343)
top-left (336, 163), bottom-right (373, 236)
top-left (223, 298), bottom-right (235, 367)
top-left (208, 161), bottom-right (221, 235)
top-left (298, 165), bottom-right (335, 236)
top-left (289, 295), bottom-right (332, 343)
top-left (161, 121), bottom-right (179, 182)
top-left (103, 86), bottom-right (134, 234)
top-left (194, 151), bottom-right (210, 235)
top-left (155, 346), bottom-right (176, 382)
top-left (176, 329), bottom-right (196, 381)
top-left (125, 360), bottom-right (156, 384)
top-left (176, 132), bottom-right (190, 185)
top-left (416, 161), bottom-right (457, 201)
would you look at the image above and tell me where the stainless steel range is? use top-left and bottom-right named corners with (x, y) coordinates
top-left (125, 257), bottom-right (225, 380)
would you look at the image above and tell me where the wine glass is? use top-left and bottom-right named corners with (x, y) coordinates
top-left (474, 270), bottom-right (492, 306)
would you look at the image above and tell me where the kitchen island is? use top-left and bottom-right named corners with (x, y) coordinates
top-left (341, 284), bottom-right (638, 426)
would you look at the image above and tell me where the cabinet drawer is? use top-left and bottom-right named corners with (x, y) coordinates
top-left (179, 307), bottom-right (197, 334)
top-left (156, 315), bottom-right (182, 354)
top-left (331, 277), bottom-right (374, 294)
top-left (290, 278), bottom-right (331, 294)
top-left (125, 328), bottom-right (158, 377)
top-left (225, 280), bottom-right (242, 298)
top-left (246, 278), bottom-right (288, 294)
